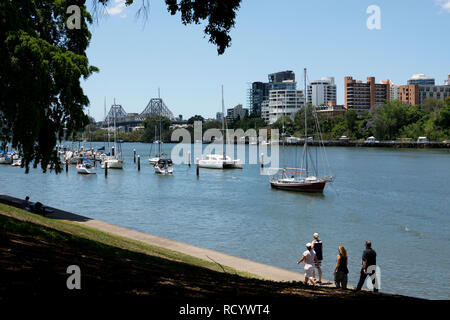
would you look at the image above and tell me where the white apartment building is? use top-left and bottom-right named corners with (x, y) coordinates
top-left (307, 77), bottom-right (337, 106)
top-left (444, 74), bottom-right (450, 86)
top-left (390, 85), bottom-right (399, 100)
top-left (268, 89), bottom-right (305, 124)
top-left (380, 80), bottom-right (399, 101)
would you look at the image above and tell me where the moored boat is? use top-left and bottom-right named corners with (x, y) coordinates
top-left (198, 85), bottom-right (242, 170)
top-left (269, 68), bottom-right (334, 193)
top-left (198, 154), bottom-right (242, 169)
top-left (154, 158), bottom-right (173, 175)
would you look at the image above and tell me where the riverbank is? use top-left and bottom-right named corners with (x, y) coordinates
top-left (79, 139), bottom-right (450, 148)
top-left (0, 196), bottom-right (420, 304)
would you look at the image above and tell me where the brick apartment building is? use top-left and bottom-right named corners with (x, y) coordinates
top-left (344, 76), bottom-right (390, 114)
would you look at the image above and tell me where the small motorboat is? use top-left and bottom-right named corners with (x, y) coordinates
top-left (198, 154), bottom-right (242, 169)
top-left (11, 160), bottom-right (22, 167)
top-left (154, 158), bottom-right (173, 175)
top-left (76, 159), bottom-right (96, 174)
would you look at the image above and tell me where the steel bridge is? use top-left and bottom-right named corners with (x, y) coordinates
top-left (103, 98), bottom-right (176, 130)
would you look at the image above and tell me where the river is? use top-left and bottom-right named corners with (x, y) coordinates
top-left (0, 142), bottom-right (449, 299)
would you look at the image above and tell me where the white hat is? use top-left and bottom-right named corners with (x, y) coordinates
top-left (313, 233), bottom-right (319, 239)
top-left (306, 243), bottom-right (312, 247)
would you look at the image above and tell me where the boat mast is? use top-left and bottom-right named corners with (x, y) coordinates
top-left (158, 88), bottom-right (162, 157)
top-left (104, 97), bottom-right (107, 150)
top-left (107, 98), bottom-right (110, 152)
top-left (222, 85), bottom-right (226, 160)
top-left (304, 68), bottom-right (308, 177)
top-left (113, 98), bottom-right (117, 157)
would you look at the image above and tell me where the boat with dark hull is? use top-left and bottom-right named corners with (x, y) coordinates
top-left (270, 176), bottom-right (327, 193)
top-left (269, 68), bottom-right (334, 194)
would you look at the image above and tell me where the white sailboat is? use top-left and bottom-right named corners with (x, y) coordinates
top-left (148, 126), bottom-right (162, 165)
top-left (198, 86), bottom-right (242, 169)
top-left (270, 68), bottom-right (334, 193)
top-left (152, 89), bottom-right (173, 175)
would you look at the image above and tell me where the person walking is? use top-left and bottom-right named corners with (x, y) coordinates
top-left (311, 233), bottom-right (323, 284)
top-left (355, 241), bottom-right (378, 292)
top-left (333, 246), bottom-right (349, 289)
top-left (297, 243), bottom-right (318, 286)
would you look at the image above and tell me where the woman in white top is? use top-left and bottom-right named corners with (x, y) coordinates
top-left (297, 243), bottom-right (318, 286)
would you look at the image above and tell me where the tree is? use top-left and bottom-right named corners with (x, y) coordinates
top-left (272, 116), bottom-right (294, 136)
top-left (421, 98), bottom-right (444, 113)
top-left (97, 0), bottom-right (241, 55)
top-left (373, 100), bottom-right (424, 140)
top-left (0, 0), bottom-right (97, 172)
top-left (142, 116), bottom-right (171, 142)
top-left (163, 0), bottom-right (241, 54)
top-left (1, 0), bottom-right (241, 173)
top-left (293, 105), bottom-right (316, 137)
top-left (187, 115), bottom-right (205, 124)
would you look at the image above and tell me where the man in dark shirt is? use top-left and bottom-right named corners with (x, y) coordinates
top-left (355, 241), bottom-right (378, 292)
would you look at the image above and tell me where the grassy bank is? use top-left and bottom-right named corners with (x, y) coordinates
top-left (0, 203), bottom-right (420, 302)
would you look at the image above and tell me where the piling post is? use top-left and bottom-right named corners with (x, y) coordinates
top-left (133, 149), bottom-right (136, 163)
top-left (65, 160), bottom-right (68, 172)
top-left (260, 153), bottom-right (264, 168)
top-left (112, 146), bottom-right (115, 157)
top-left (196, 158), bottom-right (199, 177)
top-left (188, 151), bottom-right (191, 167)
top-left (104, 161), bottom-right (108, 177)
top-left (137, 155), bottom-right (141, 171)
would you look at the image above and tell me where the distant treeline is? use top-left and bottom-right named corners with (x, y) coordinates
top-left (83, 97), bottom-right (450, 143)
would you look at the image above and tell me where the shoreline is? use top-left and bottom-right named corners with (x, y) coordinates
top-left (0, 194), bottom-right (324, 284)
top-left (0, 193), bottom-right (428, 303)
top-left (68, 140), bottom-right (450, 149)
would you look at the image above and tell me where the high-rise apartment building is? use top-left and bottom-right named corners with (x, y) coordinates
top-left (380, 80), bottom-right (399, 101)
top-left (344, 76), bottom-right (390, 113)
top-left (267, 87), bottom-right (305, 124)
top-left (248, 82), bottom-right (269, 117)
top-left (399, 83), bottom-right (450, 106)
top-left (398, 85), bottom-right (420, 106)
top-left (407, 74), bottom-right (435, 86)
top-left (216, 112), bottom-right (224, 121)
top-left (268, 71), bottom-right (295, 84)
top-left (268, 71), bottom-right (296, 91)
top-left (226, 104), bottom-right (248, 122)
top-left (307, 77), bottom-right (337, 106)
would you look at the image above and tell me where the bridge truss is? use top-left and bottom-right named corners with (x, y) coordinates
top-left (103, 98), bottom-right (176, 127)
top-left (104, 104), bottom-right (128, 125)
top-left (140, 98), bottom-right (175, 121)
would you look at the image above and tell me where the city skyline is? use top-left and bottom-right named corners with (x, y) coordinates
top-left (83, 0), bottom-right (450, 121)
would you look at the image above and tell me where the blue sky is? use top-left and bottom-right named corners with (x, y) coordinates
top-left (83, 0), bottom-right (450, 121)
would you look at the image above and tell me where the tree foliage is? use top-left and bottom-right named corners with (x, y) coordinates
top-left (164, 0), bottom-right (241, 54)
top-left (271, 98), bottom-right (450, 141)
top-left (0, 0), bottom-right (98, 172)
top-left (98, 0), bottom-right (242, 54)
top-left (187, 115), bottom-right (205, 124)
top-left (142, 115), bottom-right (171, 142)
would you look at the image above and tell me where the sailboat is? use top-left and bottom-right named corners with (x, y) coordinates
top-left (101, 99), bottom-right (124, 169)
top-left (153, 89), bottom-right (173, 175)
top-left (270, 68), bottom-right (334, 193)
top-left (148, 126), bottom-right (162, 165)
top-left (198, 86), bottom-right (242, 169)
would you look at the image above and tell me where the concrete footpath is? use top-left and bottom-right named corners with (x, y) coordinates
top-left (0, 194), bottom-right (334, 286)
